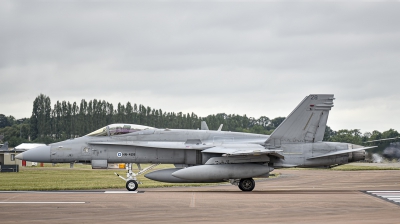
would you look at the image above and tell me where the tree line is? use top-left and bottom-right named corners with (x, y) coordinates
top-left (0, 94), bottom-right (399, 148)
top-left (1, 94), bottom-right (284, 146)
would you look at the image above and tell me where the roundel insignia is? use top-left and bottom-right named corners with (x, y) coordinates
top-left (117, 152), bottom-right (122, 157)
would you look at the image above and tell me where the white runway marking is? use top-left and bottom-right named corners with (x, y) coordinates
top-left (0, 191), bottom-right (143, 194)
top-left (366, 191), bottom-right (400, 205)
top-left (0, 191), bottom-right (97, 194)
top-left (189, 193), bottom-right (196, 208)
top-left (0, 202), bottom-right (85, 204)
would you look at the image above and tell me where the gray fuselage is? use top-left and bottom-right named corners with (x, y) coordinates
top-left (42, 128), bottom-right (363, 168)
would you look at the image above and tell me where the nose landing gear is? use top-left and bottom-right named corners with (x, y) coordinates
top-left (126, 179), bottom-right (139, 191)
top-left (115, 163), bottom-right (159, 191)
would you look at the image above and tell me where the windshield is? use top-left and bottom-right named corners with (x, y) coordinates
top-left (86, 124), bottom-right (154, 137)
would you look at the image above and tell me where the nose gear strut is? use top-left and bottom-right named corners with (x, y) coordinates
top-left (115, 163), bottom-right (160, 191)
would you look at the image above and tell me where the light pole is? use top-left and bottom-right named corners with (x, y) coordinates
top-left (14, 147), bottom-right (16, 172)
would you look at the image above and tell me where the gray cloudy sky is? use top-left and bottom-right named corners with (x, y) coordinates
top-left (1, 1), bottom-right (399, 133)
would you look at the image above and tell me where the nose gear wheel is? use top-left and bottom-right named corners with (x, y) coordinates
top-left (126, 180), bottom-right (138, 191)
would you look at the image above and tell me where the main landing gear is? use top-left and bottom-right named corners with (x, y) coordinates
top-left (115, 163), bottom-right (159, 191)
top-left (230, 178), bottom-right (256, 191)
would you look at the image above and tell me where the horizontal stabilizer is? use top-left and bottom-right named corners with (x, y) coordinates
top-left (308, 146), bottom-right (377, 159)
top-left (364, 137), bottom-right (400, 143)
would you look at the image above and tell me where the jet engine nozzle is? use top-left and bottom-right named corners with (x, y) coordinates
top-left (348, 150), bottom-right (366, 162)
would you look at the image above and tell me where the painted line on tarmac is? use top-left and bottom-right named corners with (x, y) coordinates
top-left (0, 202), bottom-right (86, 204)
top-left (364, 191), bottom-right (400, 206)
top-left (0, 191), bottom-right (101, 194)
top-left (189, 193), bottom-right (196, 208)
top-left (0, 191), bottom-right (144, 194)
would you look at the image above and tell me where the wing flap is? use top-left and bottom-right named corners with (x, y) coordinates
top-left (202, 144), bottom-right (284, 159)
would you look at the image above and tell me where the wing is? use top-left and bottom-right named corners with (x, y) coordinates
top-left (202, 144), bottom-right (284, 159)
top-left (89, 141), bottom-right (284, 159)
top-left (308, 146), bottom-right (377, 159)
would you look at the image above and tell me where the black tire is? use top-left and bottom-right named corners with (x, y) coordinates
top-left (238, 178), bottom-right (255, 192)
top-left (126, 180), bottom-right (138, 191)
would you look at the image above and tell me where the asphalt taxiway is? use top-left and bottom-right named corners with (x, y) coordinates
top-left (1, 169), bottom-right (400, 223)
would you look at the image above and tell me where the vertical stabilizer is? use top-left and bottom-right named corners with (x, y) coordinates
top-left (266, 94), bottom-right (334, 148)
top-left (201, 121), bottom-right (209, 130)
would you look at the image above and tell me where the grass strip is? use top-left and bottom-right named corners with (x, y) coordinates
top-left (331, 164), bottom-right (400, 171)
top-left (0, 164), bottom-right (216, 191)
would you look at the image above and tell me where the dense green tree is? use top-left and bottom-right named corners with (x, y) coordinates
top-left (257, 116), bottom-right (271, 129)
top-left (30, 94), bottom-right (51, 139)
top-left (44, 97), bottom-right (51, 136)
top-left (7, 115), bottom-right (16, 126)
top-left (4, 94), bottom-right (398, 149)
top-left (126, 102), bottom-right (133, 124)
top-left (382, 129), bottom-right (399, 139)
top-left (369, 130), bottom-right (382, 141)
top-left (79, 99), bottom-right (87, 135)
top-left (54, 101), bottom-right (62, 138)
top-left (323, 125), bottom-right (335, 141)
top-left (329, 129), bottom-right (363, 145)
top-left (0, 114), bottom-right (10, 128)
top-left (8, 136), bottom-right (24, 147)
top-left (270, 117), bottom-right (285, 128)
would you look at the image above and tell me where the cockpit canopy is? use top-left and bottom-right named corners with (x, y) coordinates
top-left (86, 124), bottom-right (155, 137)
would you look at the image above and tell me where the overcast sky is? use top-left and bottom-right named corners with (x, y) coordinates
top-left (1, 1), bottom-right (399, 133)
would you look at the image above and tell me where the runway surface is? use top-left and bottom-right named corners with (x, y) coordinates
top-left (1, 169), bottom-right (400, 223)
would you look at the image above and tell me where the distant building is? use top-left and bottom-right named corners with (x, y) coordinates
top-left (0, 142), bottom-right (42, 172)
top-left (15, 143), bottom-right (46, 151)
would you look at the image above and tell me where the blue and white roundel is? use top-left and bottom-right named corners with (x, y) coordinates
top-left (117, 152), bottom-right (122, 157)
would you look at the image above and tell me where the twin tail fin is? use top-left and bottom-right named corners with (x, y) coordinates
top-left (266, 94), bottom-right (334, 148)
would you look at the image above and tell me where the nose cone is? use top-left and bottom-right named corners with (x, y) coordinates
top-left (16, 145), bottom-right (51, 162)
top-left (15, 153), bottom-right (23, 160)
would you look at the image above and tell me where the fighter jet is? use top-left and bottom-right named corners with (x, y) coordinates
top-left (16, 94), bottom-right (375, 191)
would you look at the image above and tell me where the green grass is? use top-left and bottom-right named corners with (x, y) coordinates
top-left (282, 164), bottom-right (400, 171)
top-left (7, 162), bottom-right (392, 191)
top-left (0, 164), bottom-right (217, 191)
top-left (331, 164), bottom-right (400, 171)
